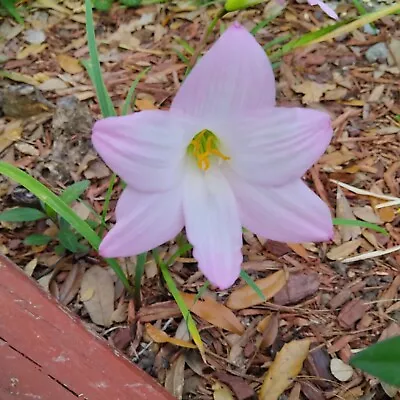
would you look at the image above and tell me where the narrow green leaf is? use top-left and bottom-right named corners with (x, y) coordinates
top-left (24, 234), bottom-right (52, 246)
top-left (153, 248), bottom-right (205, 360)
top-left (251, 11), bottom-right (281, 35)
top-left (84, 0), bottom-right (116, 117)
top-left (0, 0), bottom-right (23, 23)
top-left (193, 280), bottom-right (210, 304)
top-left (0, 162), bottom-right (132, 292)
top-left (240, 270), bottom-right (266, 301)
top-left (174, 37), bottom-right (195, 55)
top-left (0, 207), bottom-right (46, 222)
top-left (121, 67), bottom-right (151, 116)
top-left (134, 252), bottom-right (147, 310)
top-left (350, 336), bottom-right (400, 386)
top-left (60, 180), bottom-right (90, 205)
top-left (332, 218), bottom-right (388, 235)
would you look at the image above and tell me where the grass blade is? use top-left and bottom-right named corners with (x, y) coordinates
top-left (121, 67), bottom-right (151, 116)
top-left (153, 248), bottom-right (205, 361)
top-left (134, 252), bottom-right (147, 310)
top-left (84, 0), bottom-right (115, 117)
top-left (0, 162), bottom-right (132, 292)
top-left (240, 270), bottom-right (266, 301)
top-left (332, 218), bottom-right (388, 235)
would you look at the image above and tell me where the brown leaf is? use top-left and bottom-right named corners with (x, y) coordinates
top-left (352, 206), bottom-right (382, 224)
top-left (56, 54), bottom-right (83, 74)
top-left (336, 187), bottom-right (361, 242)
top-left (305, 346), bottom-right (335, 390)
top-left (327, 239), bottom-right (362, 261)
top-left (138, 300), bottom-right (181, 322)
top-left (292, 81), bottom-right (336, 104)
top-left (80, 266), bottom-right (114, 327)
top-left (301, 381), bottom-right (325, 400)
top-left (58, 263), bottom-right (84, 305)
top-left (213, 372), bottom-right (256, 400)
top-left (227, 270), bottom-right (288, 310)
top-left (274, 273), bottom-right (320, 305)
top-left (0, 120), bottom-right (22, 153)
top-left (259, 313), bottom-right (279, 350)
top-left (260, 339), bottom-right (311, 400)
top-left (165, 353), bottom-right (186, 400)
top-left (338, 299), bottom-right (369, 329)
top-left (145, 324), bottom-right (196, 349)
top-left (181, 292), bottom-right (244, 334)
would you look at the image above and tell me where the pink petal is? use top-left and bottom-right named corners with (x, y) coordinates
top-left (92, 110), bottom-right (192, 192)
top-left (308, 0), bottom-right (338, 19)
top-left (99, 186), bottom-right (184, 258)
top-left (229, 175), bottom-right (333, 243)
top-left (183, 166), bottom-right (242, 290)
top-left (171, 22), bottom-right (276, 120)
top-left (223, 107), bottom-right (332, 186)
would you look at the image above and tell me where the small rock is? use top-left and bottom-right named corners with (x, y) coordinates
top-left (330, 358), bottom-right (353, 382)
top-left (24, 29), bottom-right (46, 44)
top-left (365, 42), bottom-right (389, 63)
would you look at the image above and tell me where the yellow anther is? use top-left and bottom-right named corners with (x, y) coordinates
top-left (188, 129), bottom-right (230, 171)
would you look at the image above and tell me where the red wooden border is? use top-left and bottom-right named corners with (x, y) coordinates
top-left (0, 254), bottom-right (174, 400)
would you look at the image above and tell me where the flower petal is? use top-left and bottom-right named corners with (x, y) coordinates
top-left (92, 110), bottom-right (192, 192)
top-left (308, 0), bottom-right (338, 19)
top-left (183, 166), bottom-right (243, 289)
top-left (229, 175), bottom-right (333, 243)
top-left (171, 22), bottom-right (276, 120)
top-left (223, 107), bottom-right (332, 186)
top-left (99, 186), bottom-right (184, 257)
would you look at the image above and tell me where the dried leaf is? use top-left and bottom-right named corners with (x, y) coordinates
top-left (213, 383), bottom-right (235, 400)
top-left (336, 187), bottom-right (361, 242)
top-left (181, 292), bottom-right (244, 334)
top-left (213, 372), bottom-right (256, 400)
top-left (338, 299), bottom-right (368, 329)
top-left (80, 266), bottom-right (114, 327)
top-left (352, 206), bottom-right (382, 224)
top-left (38, 78), bottom-right (68, 91)
top-left (227, 270), bottom-right (288, 310)
top-left (17, 44), bottom-right (47, 60)
top-left (292, 81), bottom-right (335, 104)
top-left (165, 353), bottom-right (186, 400)
top-left (0, 120), bottom-right (22, 153)
top-left (57, 54), bottom-right (83, 74)
top-left (260, 339), bottom-right (311, 400)
top-left (330, 358), bottom-right (354, 382)
top-left (259, 313), bottom-right (279, 350)
top-left (145, 323), bottom-right (196, 349)
top-left (274, 273), bottom-right (319, 305)
top-left (327, 239), bottom-right (362, 261)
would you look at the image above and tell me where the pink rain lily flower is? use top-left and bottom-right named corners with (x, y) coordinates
top-left (93, 23), bottom-right (333, 290)
top-left (277, 0), bottom-right (338, 19)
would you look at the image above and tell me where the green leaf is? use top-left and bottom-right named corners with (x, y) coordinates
top-left (332, 218), bottom-right (388, 235)
top-left (153, 248), bottom-right (206, 361)
top-left (0, 207), bottom-right (46, 222)
top-left (60, 180), bottom-right (90, 205)
top-left (93, 0), bottom-right (113, 11)
top-left (121, 67), bottom-right (151, 116)
top-left (240, 270), bottom-right (266, 301)
top-left (134, 252), bottom-right (147, 309)
top-left (0, 161), bottom-right (132, 293)
top-left (83, 0), bottom-right (116, 117)
top-left (350, 336), bottom-right (400, 386)
top-left (58, 221), bottom-right (81, 253)
top-left (0, 0), bottom-right (23, 23)
top-left (24, 234), bottom-right (52, 246)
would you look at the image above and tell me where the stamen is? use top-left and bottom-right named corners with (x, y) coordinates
top-left (188, 129), bottom-right (230, 171)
